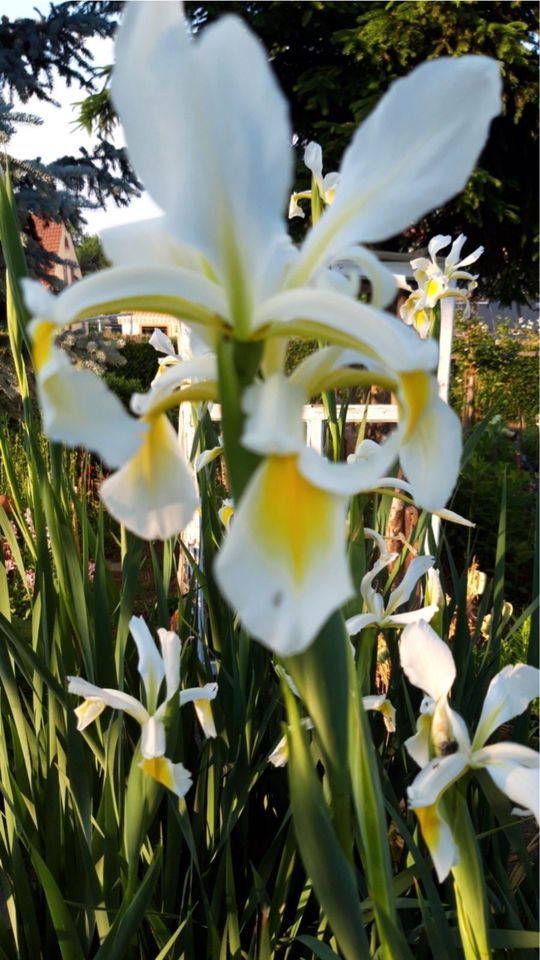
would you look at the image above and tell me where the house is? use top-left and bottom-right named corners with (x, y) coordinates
top-left (30, 216), bottom-right (83, 287)
top-left (83, 309), bottom-right (181, 341)
top-left (115, 311), bottom-right (181, 339)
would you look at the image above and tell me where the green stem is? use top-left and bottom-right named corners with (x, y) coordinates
top-left (284, 682), bottom-right (370, 960)
top-left (284, 612), bottom-right (352, 859)
top-left (309, 176), bottom-right (342, 459)
top-left (356, 625), bottom-right (377, 696)
top-left (320, 384), bottom-right (341, 461)
top-left (216, 337), bottom-right (262, 501)
top-left (349, 645), bottom-right (413, 960)
top-left (447, 789), bottom-right (491, 960)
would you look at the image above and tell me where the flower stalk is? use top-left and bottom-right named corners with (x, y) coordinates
top-left (284, 612), bottom-right (352, 858)
top-left (446, 789), bottom-right (491, 960)
top-left (216, 337), bottom-right (263, 501)
top-left (349, 645), bottom-right (413, 960)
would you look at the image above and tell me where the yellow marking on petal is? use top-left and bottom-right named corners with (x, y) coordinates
top-left (416, 803), bottom-right (441, 850)
top-left (414, 309), bottom-right (428, 330)
top-left (140, 755), bottom-right (174, 790)
top-left (219, 505), bottom-right (234, 529)
top-left (426, 279), bottom-right (440, 299)
top-left (399, 371), bottom-right (432, 441)
top-left (32, 320), bottom-right (57, 373)
top-left (380, 700), bottom-right (396, 732)
top-left (139, 415), bottom-right (169, 486)
top-left (74, 698), bottom-right (106, 731)
top-left (194, 699), bottom-right (217, 739)
top-left (254, 455), bottom-right (333, 586)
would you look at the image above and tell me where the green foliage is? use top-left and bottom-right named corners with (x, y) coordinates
top-left (450, 315), bottom-right (539, 428)
top-left (450, 421), bottom-right (537, 611)
top-left (58, 328), bottom-right (126, 375)
top-left (104, 339), bottom-right (159, 405)
top-left (73, 66), bottom-right (117, 138)
top-left (117, 338), bottom-right (159, 388)
top-left (102, 370), bottom-right (145, 407)
top-left (74, 234), bottom-right (110, 275)
top-left (285, 337), bottom-right (318, 375)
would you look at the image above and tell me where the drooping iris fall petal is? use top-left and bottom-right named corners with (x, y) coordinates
top-left (215, 454), bottom-right (353, 655)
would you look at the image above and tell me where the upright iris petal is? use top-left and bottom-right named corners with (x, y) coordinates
top-left (112, 3), bottom-right (293, 331)
top-left (346, 551), bottom-right (439, 636)
top-left (289, 57), bottom-right (501, 287)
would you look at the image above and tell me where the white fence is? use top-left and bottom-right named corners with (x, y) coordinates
top-left (208, 402), bottom-right (399, 453)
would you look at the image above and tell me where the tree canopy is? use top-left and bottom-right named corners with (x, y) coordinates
top-left (0, 1), bottom-right (139, 284)
top-left (191, 0), bottom-right (539, 303)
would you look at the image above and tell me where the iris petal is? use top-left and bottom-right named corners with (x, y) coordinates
top-left (215, 455), bottom-right (353, 654)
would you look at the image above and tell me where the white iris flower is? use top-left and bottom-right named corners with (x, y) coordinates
top-left (399, 620), bottom-right (539, 881)
top-left (68, 616), bottom-right (217, 797)
top-left (214, 328), bottom-right (462, 655)
top-left (401, 234), bottom-right (484, 334)
top-left (149, 325), bottom-right (214, 384)
top-left (289, 140), bottom-right (340, 220)
top-left (346, 549), bottom-right (438, 636)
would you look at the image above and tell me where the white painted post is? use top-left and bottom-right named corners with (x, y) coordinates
top-left (437, 287), bottom-right (456, 403)
top-left (305, 408), bottom-right (325, 453)
top-left (177, 321), bottom-right (202, 559)
top-left (432, 288), bottom-right (456, 545)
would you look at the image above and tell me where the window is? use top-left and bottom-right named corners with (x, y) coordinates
top-left (142, 325), bottom-right (169, 335)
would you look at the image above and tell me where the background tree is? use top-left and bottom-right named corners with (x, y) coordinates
top-left (190, 0), bottom-right (538, 304)
top-left (0, 1), bottom-right (140, 286)
top-left (74, 233), bottom-right (110, 275)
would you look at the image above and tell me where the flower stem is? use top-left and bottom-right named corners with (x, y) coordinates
top-left (216, 337), bottom-right (262, 501)
top-left (447, 789), bottom-right (491, 960)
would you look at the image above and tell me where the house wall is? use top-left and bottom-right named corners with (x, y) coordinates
top-left (60, 229), bottom-right (83, 285)
top-left (45, 226), bottom-right (83, 286)
top-left (117, 313), bottom-right (182, 340)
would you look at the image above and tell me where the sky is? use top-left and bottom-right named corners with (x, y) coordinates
top-left (1, 0), bottom-right (160, 234)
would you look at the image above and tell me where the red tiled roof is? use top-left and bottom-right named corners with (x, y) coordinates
top-left (31, 216), bottom-right (65, 255)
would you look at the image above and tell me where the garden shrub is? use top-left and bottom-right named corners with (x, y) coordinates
top-left (285, 337), bottom-right (317, 375)
top-left (449, 419), bottom-right (537, 612)
top-left (117, 338), bottom-right (159, 388)
top-left (103, 370), bottom-right (146, 408)
top-left (450, 314), bottom-right (538, 428)
top-left (103, 338), bottom-right (159, 406)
